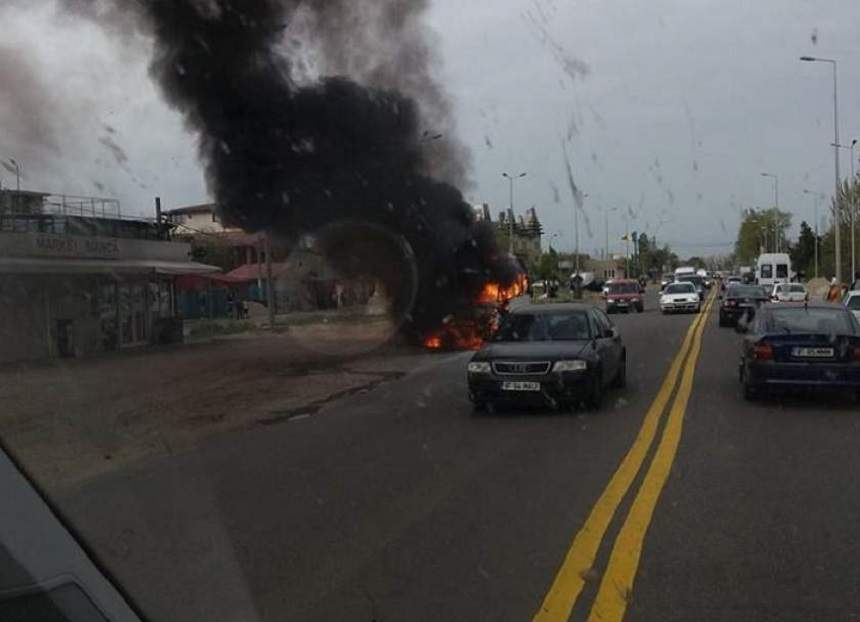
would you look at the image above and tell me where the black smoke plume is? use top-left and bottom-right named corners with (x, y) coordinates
top-left (73, 0), bottom-right (521, 337)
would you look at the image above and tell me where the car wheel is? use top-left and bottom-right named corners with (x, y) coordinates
top-left (613, 353), bottom-right (627, 389)
top-left (585, 371), bottom-right (604, 410)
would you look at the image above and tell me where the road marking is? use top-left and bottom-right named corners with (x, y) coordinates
top-left (586, 292), bottom-right (715, 622)
top-left (533, 296), bottom-right (711, 622)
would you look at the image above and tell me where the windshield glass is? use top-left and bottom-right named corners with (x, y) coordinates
top-left (608, 282), bottom-right (638, 294)
top-left (7, 3), bottom-right (860, 621)
top-left (493, 311), bottom-right (591, 342)
top-left (729, 286), bottom-right (765, 298)
top-left (789, 284), bottom-right (806, 293)
top-left (764, 308), bottom-right (856, 335)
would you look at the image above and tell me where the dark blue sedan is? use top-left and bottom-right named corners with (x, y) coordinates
top-left (738, 302), bottom-right (860, 401)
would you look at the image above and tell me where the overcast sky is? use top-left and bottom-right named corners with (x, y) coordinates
top-left (5, 0), bottom-right (860, 257)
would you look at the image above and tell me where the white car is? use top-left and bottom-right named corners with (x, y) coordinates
top-left (660, 282), bottom-right (701, 314)
top-left (844, 290), bottom-right (860, 322)
top-left (771, 282), bottom-right (808, 303)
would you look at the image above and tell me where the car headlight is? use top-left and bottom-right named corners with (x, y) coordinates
top-left (606, 298), bottom-right (616, 304)
top-left (552, 360), bottom-right (587, 372)
top-left (467, 361), bottom-right (491, 373)
top-left (660, 297), bottom-right (669, 304)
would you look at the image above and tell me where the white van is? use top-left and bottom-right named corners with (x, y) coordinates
top-left (674, 266), bottom-right (696, 277)
top-left (756, 253), bottom-right (791, 287)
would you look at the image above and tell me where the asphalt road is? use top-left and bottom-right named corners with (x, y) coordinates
top-left (52, 287), bottom-right (860, 622)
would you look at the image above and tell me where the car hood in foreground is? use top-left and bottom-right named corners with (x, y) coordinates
top-left (473, 340), bottom-right (591, 361)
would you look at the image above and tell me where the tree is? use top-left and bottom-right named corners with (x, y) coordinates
top-left (734, 207), bottom-right (792, 265)
top-left (536, 247), bottom-right (559, 280)
top-left (790, 221), bottom-right (816, 278)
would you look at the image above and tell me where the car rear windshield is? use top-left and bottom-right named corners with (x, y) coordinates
top-left (730, 286), bottom-right (766, 298)
top-left (665, 283), bottom-right (695, 294)
top-left (608, 283), bottom-right (638, 294)
top-left (763, 308), bottom-right (857, 336)
top-left (789, 285), bottom-right (806, 293)
top-left (493, 311), bottom-right (592, 342)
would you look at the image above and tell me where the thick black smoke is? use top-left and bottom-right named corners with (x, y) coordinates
top-left (78, 0), bottom-right (520, 336)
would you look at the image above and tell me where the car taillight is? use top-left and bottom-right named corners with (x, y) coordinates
top-left (725, 299), bottom-right (737, 307)
top-left (853, 345), bottom-right (860, 361)
top-left (753, 343), bottom-right (774, 361)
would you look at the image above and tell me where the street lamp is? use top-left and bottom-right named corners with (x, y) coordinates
top-left (800, 55), bottom-right (842, 281)
top-left (760, 172), bottom-right (779, 251)
top-left (502, 172), bottom-right (527, 254)
top-left (574, 193), bottom-right (589, 275)
top-left (803, 189), bottom-right (823, 278)
top-left (832, 139), bottom-right (858, 279)
top-left (603, 206), bottom-right (619, 260)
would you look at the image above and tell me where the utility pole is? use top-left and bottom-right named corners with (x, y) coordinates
top-left (264, 231), bottom-right (276, 330)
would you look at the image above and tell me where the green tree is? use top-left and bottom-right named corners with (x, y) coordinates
top-left (734, 207), bottom-right (792, 265)
top-left (536, 247), bottom-right (560, 280)
top-left (790, 221), bottom-right (816, 278)
top-left (190, 235), bottom-right (234, 271)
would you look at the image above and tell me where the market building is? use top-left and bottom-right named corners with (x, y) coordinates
top-left (0, 191), bottom-right (219, 363)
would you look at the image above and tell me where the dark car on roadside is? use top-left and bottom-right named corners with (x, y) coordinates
top-left (604, 279), bottom-right (644, 314)
top-left (721, 275), bottom-right (742, 292)
top-left (719, 284), bottom-right (770, 327)
top-left (467, 304), bottom-right (626, 412)
top-left (738, 302), bottom-right (860, 401)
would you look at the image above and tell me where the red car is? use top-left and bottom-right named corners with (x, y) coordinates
top-left (604, 279), bottom-right (644, 314)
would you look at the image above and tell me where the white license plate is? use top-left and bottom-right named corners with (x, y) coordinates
top-left (501, 381), bottom-right (541, 392)
top-left (792, 347), bottom-right (834, 358)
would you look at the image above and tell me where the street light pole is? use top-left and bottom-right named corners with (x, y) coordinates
top-left (502, 172), bottom-right (526, 255)
top-left (575, 193), bottom-right (589, 275)
top-left (760, 172), bottom-right (779, 251)
top-left (801, 56), bottom-right (841, 281)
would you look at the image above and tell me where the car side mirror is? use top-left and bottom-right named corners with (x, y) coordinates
top-left (607, 327), bottom-right (619, 339)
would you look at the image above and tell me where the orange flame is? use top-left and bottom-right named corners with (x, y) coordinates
top-left (422, 274), bottom-right (527, 351)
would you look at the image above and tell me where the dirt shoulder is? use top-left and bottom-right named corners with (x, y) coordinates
top-left (0, 330), bottom-right (440, 492)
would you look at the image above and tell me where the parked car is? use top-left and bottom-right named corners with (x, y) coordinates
top-left (719, 284), bottom-right (770, 327)
top-left (660, 282), bottom-right (700, 314)
top-left (844, 290), bottom-right (860, 322)
top-left (605, 279), bottom-right (644, 314)
top-left (467, 303), bottom-right (626, 412)
top-left (771, 282), bottom-right (808, 303)
top-left (738, 302), bottom-right (860, 400)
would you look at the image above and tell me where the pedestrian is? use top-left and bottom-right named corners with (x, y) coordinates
top-left (826, 277), bottom-right (843, 303)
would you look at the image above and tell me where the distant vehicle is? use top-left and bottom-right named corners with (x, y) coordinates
top-left (844, 291), bottom-right (860, 322)
top-left (467, 303), bottom-right (626, 412)
top-left (605, 279), bottom-right (644, 314)
top-left (737, 302), bottom-right (860, 401)
top-left (771, 282), bottom-right (808, 303)
top-left (676, 274), bottom-right (706, 299)
top-left (675, 266), bottom-right (696, 277)
top-left (756, 253), bottom-right (791, 287)
top-left (660, 273), bottom-right (674, 290)
top-left (660, 282), bottom-right (700, 314)
top-left (719, 284), bottom-right (770, 327)
top-left (722, 275), bottom-right (742, 291)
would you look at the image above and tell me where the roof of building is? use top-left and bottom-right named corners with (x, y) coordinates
top-left (165, 203), bottom-right (216, 215)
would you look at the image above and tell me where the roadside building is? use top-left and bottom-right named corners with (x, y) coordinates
top-left (0, 191), bottom-right (218, 363)
top-left (473, 202), bottom-right (543, 268)
top-left (586, 257), bottom-right (627, 281)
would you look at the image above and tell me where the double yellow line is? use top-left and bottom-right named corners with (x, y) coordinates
top-left (534, 291), bottom-right (716, 622)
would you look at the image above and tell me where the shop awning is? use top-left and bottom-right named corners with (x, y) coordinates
top-left (0, 257), bottom-right (222, 275)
